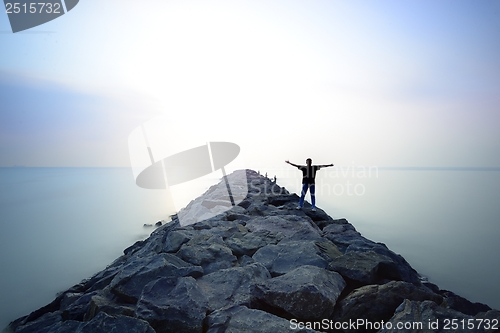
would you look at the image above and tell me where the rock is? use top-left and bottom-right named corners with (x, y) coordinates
top-left (84, 258), bottom-right (125, 292)
top-left (224, 212), bottom-right (250, 222)
top-left (177, 203), bottom-right (214, 227)
top-left (78, 311), bottom-right (155, 333)
top-left (245, 215), bottom-right (322, 240)
top-left (43, 320), bottom-right (82, 333)
top-left (344, 240), bottom-right (420, 284)
top-left (333, 280), bottom-right (443, 330)
top-left (136, 277), bottom-right (208, 333)
top-left (6, 291), bottom-right (66, 332)
top-left (253, 265), bottom-right (346, 319)
top-left (86, 294), bottom-right (135, 320)
top-left (302, 207), bottom-right (336, 226)
top-left (421, 278), bottom-right (440, 293)
top-left (238, 254), bottom-right (255, 266)
top-left (381, 299), bottom-right (500, 333)
top-left (322, 222), bottom-right (363, 252)
top-left (324, 224), bottom-right (421, 284)
top-left (314, 217), bottom-right (349, 230)
top-left (110, 253), bottom-right (203, 303)
top-left (196, 263), bottom-right (271, 311)
top-left (201, 199), bottom-right (233, 209)
top-left (59, 292), bottom-right (83, 310)
top-left (189, 219), bottom-right (244, 239)
top-left (237, 199), bottom-right (251, 209)
top-left (322, 218), bottom-right (356, 234)
top-left (328, 250), bottom-right (402, 284)
top-left (247, 203), bottom-right (271, 216)
top-left (440, 290), bottom-right (491, 316)
top-left (124, 240), bottom-right (146, 255)
top-left (61, 292), bottom-right (97, 321)
top-left (176, 234), bottom-right (237, 274)
top-left (225, 229), bottom-right (282, 256)
top-left (176, 169), bottom-right (249, 226)
top-left (266, 194), bottom-right (297, 207)
top-left (126, 232), bottom-right (164, 257)
top-left (314, 240), bottom-right (343, 260)
top-left (155, 220), bottom-right (163, 227)
top-left (477, 308), bottom-right (500, 318)
top-left (252, 239), bottom-right (328, 276)
top-left (9, 312), bottom-right (62, 333)
top-left (206, 305), bottom-right (321, 333)
top-left (163, 229), bottom-right (191, 253)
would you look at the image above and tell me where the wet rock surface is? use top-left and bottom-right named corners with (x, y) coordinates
top-left (5, 170), bottom-right (499, 333)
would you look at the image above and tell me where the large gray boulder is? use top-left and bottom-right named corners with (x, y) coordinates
top-left (163, 229), bottom-right (192, 253)
top-left (176, 234), bottom-right (237, 274)
top-left (109, 253), bottom-right (203, 303)
top-left (328, 250), bottom-right (402, 284)
top-left (252, 239), bottom-right (328, 276)
top-left (196, 263), bottom-right (271, 311)
top-left (253, 265), bottom-right (346, 319)
top-left (60, 292), bottom-right (97, 321)
top-left (85, 294), bottom-right (135, 320)
top-left (206, 305), bottom-right (322, 333)
top-left (344, 240), bottom-right (420, 284)
top-left (225, 229), bottom-right (283, 256)
top-left (440, 290), bottom-right (492, 316)
top-left (136, 277), bottom-right (208, 333)
top-left (333, 280), bottom-right (443, 330)
top-left (324, 222), bottom-right (420, 284)
top-left (381, 299), bottom-right (500, 333)
top-left (322, 222), bottom-right (364, 252)
top-left (245, 215), bottom-right (322, 241)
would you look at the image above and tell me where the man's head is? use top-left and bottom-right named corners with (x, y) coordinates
top-left (306, 158), bottom-right (312, 166)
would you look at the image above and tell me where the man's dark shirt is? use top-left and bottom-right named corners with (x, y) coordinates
top-left (298, 165), bottom-right (321, 184)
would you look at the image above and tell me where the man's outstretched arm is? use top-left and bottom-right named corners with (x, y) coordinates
top-left (285, 160), bottom-right (300, 167)
top-left (318, 163), bottom-right (334, 168)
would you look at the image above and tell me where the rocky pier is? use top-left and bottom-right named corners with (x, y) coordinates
top-left (5, 170), bottom-right (499, 333)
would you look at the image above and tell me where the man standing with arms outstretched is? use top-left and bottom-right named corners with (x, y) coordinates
top-left (285, 158), bottom-right (334, 211)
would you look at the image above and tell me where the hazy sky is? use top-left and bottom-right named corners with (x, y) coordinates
top-left (1, 0), bottom-right (499, 169)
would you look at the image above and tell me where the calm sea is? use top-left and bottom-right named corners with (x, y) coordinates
top-left (0, 168), bottom-right (169, 330)
top-left (1, 167), bottom-right (499, 329)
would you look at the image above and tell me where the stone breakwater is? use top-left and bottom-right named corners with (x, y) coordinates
top-left (5, 170), bottom-right (499, 333)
